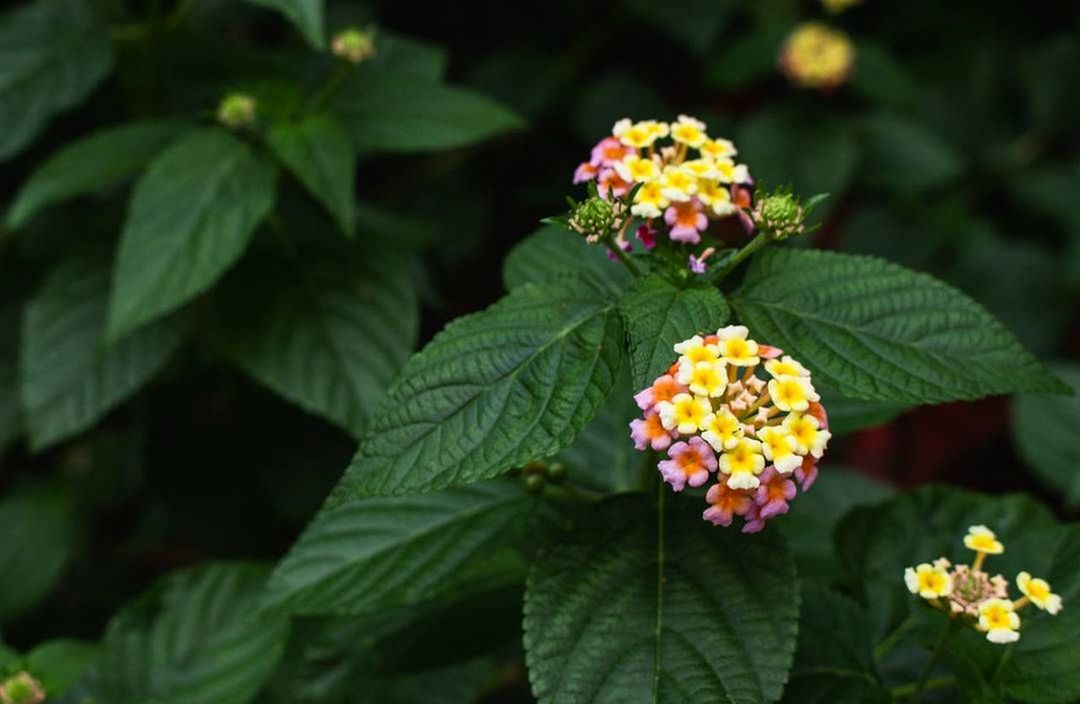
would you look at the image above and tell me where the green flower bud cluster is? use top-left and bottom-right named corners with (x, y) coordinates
top-left (332, 28), bottom-right (376, 63)
top-left (216, 93), bottom-right (256, 129)
top-left (0, 672), bottom-right (45, 704)
top-left (752, 189), bottom-right (806, 240)
top-left (513, 459), bottom-right (567, 494)
top-left (568, 196), bottom-right (625, 244)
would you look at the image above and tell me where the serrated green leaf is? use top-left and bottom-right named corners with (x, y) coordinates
top-left (93, 562), bottom-right (289, 704)
top-left (502, 225), bottom-right (630, 292)
top-left (242, 0), bottom-right (325, 49)
top-left (0, 304), bottom-right (20, 452)
top-left (1012, 363), bottom-right (1080, 507)
top-left (781, 584), bottom-right (890, 703)
top-left (21, 247), bottom-right (186, 450)
top-left (619, 275), bottom-right (730, 389)
top-left (0, 485), bottom-right (76, 623)
top-left (108, 128), bottom-right (277, 340)
top-left (556, 364), bottom-right (639, 492)
top-left (268, 113), bottom-right (355, 236)
top-left (858, 112), bottom-right (964, 192)
top-left (330, 274), bottom-right (625, 499)
top-left (264, 480), bottom-right (530, 616)
top-left (26, 639), bottom-right (98, 696)
top-left (333, 70), bottom-right (525, 153)
top-left (524, 493), bottom-right (799, 704)
top-left (216, 242), bottom-right (417, 437)
top-left (5, 121), bottom-right (183, 229)
top-left (834, 485), bottom-right (1058, 643)
top-left (0, 0), bottom-right (112, 161)
top-left (731, 248), bottom-right (1066, 404)
top-left (776, 468), bottom-right (894, 579)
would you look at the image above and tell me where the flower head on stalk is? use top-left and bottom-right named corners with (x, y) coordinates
top-left (631, 326), bottom-right (831, 532)
top-left (331, 27), bottom-right (376, 63)
top-left (216, 92), bottom-right (256, 129)
top-left (0, 672), bottom-right (45, 704)
top-left (778, 22), bottom-right (855, 91)
top-left (903, 527), bottom-right (1064, 643)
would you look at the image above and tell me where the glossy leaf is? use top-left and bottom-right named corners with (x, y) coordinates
top-left (268, 113), bottom-right (355, 236)
top-left (731, 248), bottom-right (1066, 403)
top-left (330, 274), bottom-right (625, 499)
top-left (0, 485), bottom-right (75, 623)
top-left (243, 0), bottom-right (324, 49)
top-left (108, 128), bottom-right (277, 341)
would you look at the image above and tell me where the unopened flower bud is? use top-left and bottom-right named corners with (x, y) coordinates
top-left (546, 461), bottom-right (567, 484)
top-left (332, 27), bottom-right (376, 63)
top-left (568, 196), bottom-right (625, 243)
top-left (216, 93), bottom-right (256, 129)
top-left (753, 191), bottom-right (806, 240)
top-left (0, 672), bottom-right (45, 704)
top-left (524, 473), bottom-right (546, 494)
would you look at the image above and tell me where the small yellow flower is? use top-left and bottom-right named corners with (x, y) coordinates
top-left (677, 360), bottom-right (727, 398)
top-left (696, 180), bottom-right (735, 216)
top-left (670, 114), bottom-right (708, 148)
top-left (659, 166), bottom-right (697, 202)
top-left (1016, 572), bottom-right (1063, 614)
top-left (779, 22), bottom-right (855, 90)
top-left (715, 325), bottom-right (759, 366)
top-left (613, 118), bottom-right (666, 148)
top-left (782, 413), bottom-right (831, 458)
top-left (978, 598), bottom-right (1021, 644)
top-left (713, 158), bottom-right (751, 185)
top-left (904, 562), bottom-right (954, 600)
top-left (765, 355), bottom-right (810, 379)
top-left (758, 425), bottom-right (802, 474)
top-left (681, 159), bottom-right (720, 181)
top-left (615, 154), bottom-right (661, 183)
top-left (673, 334), bottom-right (720, 365)
top-left (630, 180), bottom-right (670, 219)
top-left (700, 137), bottom-right (736, 161)
top-left (768, 376), bottom-right (818, 412)
top-left (701, 408), bottom-right (743, 452)
top-left (719, 437), bottom-right (766, 489)
top-left (964, 525), bottom-right (1004, 555)
top-left (658, 393), bottom-right (712, 435)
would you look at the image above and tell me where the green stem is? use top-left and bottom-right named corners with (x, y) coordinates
top-left (709, 232), bottom-right (768, 283)
top-left (875, 614), bottom-right (916, 661)
top-left (651, 473), bottom-right (666, 702)
top-left (308, 61), bottom-right (352, 112)
top-left (989, 642), bottom-right (1015, 685)
top-left (907, 620), bottom-right (961, 704)
top-left (891, 676), bottom-right (955, 699)
top-left (603, 236), bottom-right (642, 277)
top-left (552, 483), bottom-right (604, 502)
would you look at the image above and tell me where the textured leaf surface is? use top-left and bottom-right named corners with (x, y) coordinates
top-left (502, 225), bottom-right (630, 292)
top-left (835, 486), bottom-right (1059, 642)
top-left (731, 248), bottom-right (1065, 403)
top-left (334, 70), bottom-right (524, 152)
top-left (264, 481), bottom-right (531, 615)
top-left (108, 128), bottom-right (277, 340)
top-left (242, 0), bottom-right (324, 49)
top-left (782, 584), bottom-right (885, 704)
top-left (1011, 363), bottom-right (1080, 507)
top-left (21, 248), bottom-right (185, 450)
top-left (0, 0), bottom-right (112, 161)
top-left (268, 113), bottom-right (355, 236)
top-left (524, 494), bottom-right (799, 704)
top-left (0, 304), bottom-right (19, 452)
top-left (556, 365), bottom-right (639, 492)
top-left (93, 562), bottom-right (289, 704)
top-left (331, 275), bottom-right (625, 499)
top-left (0, 485), bottom-right (75, 622)
top-left (217, 243), bottom-right (416, 436)
top-left (620, 275), bottom-right (730, 389)
top-left (6, 121), bottom-right (182, 228)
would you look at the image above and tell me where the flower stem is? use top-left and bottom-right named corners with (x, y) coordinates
top-left (308, 61), bottom-right (352, 111)
top-left (891, 676), bottom-right (956, 699)
top-left (908, 620), bottom-right (961, 704)
top-left (874, 614), bottom-right (915, 661)
top-left (604, 236), bottom-right (642, 277)
top-left (709, 232), bottom-right (768, 284)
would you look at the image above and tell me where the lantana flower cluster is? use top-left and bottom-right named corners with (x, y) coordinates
top-left (572, 115), bottom-right (755, 273)
top-left (778, 22), bottom-right (855, 90)
top-left (905, 525), bottom-right (1064, 644)
top-left (630, 326), bottom-right (831, 532)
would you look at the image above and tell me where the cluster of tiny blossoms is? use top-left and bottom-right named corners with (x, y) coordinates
top-left (905, 525), bottom-right (1064, 644)
top-left (630, 326), bottom-right (831, 532)
top-left (573, 116), bottom-right (755, 272)
top-left (0, 672), bottom-right (45, 704)
top-left (778, 22), bottom-right (855, 90)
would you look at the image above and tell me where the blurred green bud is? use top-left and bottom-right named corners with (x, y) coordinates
top-left (332, 27), bottom-right (376, 63)
top-left (524, 473), bottom-right (546, 494)
top-left (568, 196), bottom-right (624, 243)
top-left (0, 672), bottom-right (45, 704)
top-left (752, 189), bottom-right (806, 240)
top-left (546, 461), bottom-right (567, 483)
top-left (216, 93), bottom-right (256, 129)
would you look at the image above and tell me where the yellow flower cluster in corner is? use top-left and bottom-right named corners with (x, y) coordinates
top-left (778, 22), bottom-right (855, 90)
top-left (904, 525), bottom-right (1063, 644)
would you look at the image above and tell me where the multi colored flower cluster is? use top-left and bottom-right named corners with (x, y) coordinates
top-left (778, 22), bottom-right (855, 90)
top-left (0, 672), bottom-right (44, 704)
top-left (571, 116), bottom-right (755, 272)
top-left (905, 525), bottom-right (1064, 644)
top-left (630, 326), bottom-right (830, 532)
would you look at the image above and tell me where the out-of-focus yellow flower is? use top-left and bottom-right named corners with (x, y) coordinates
top-left (778, 22), bottom-right (855, 90)
top-left (822, 0), bottom-right (863, 14)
